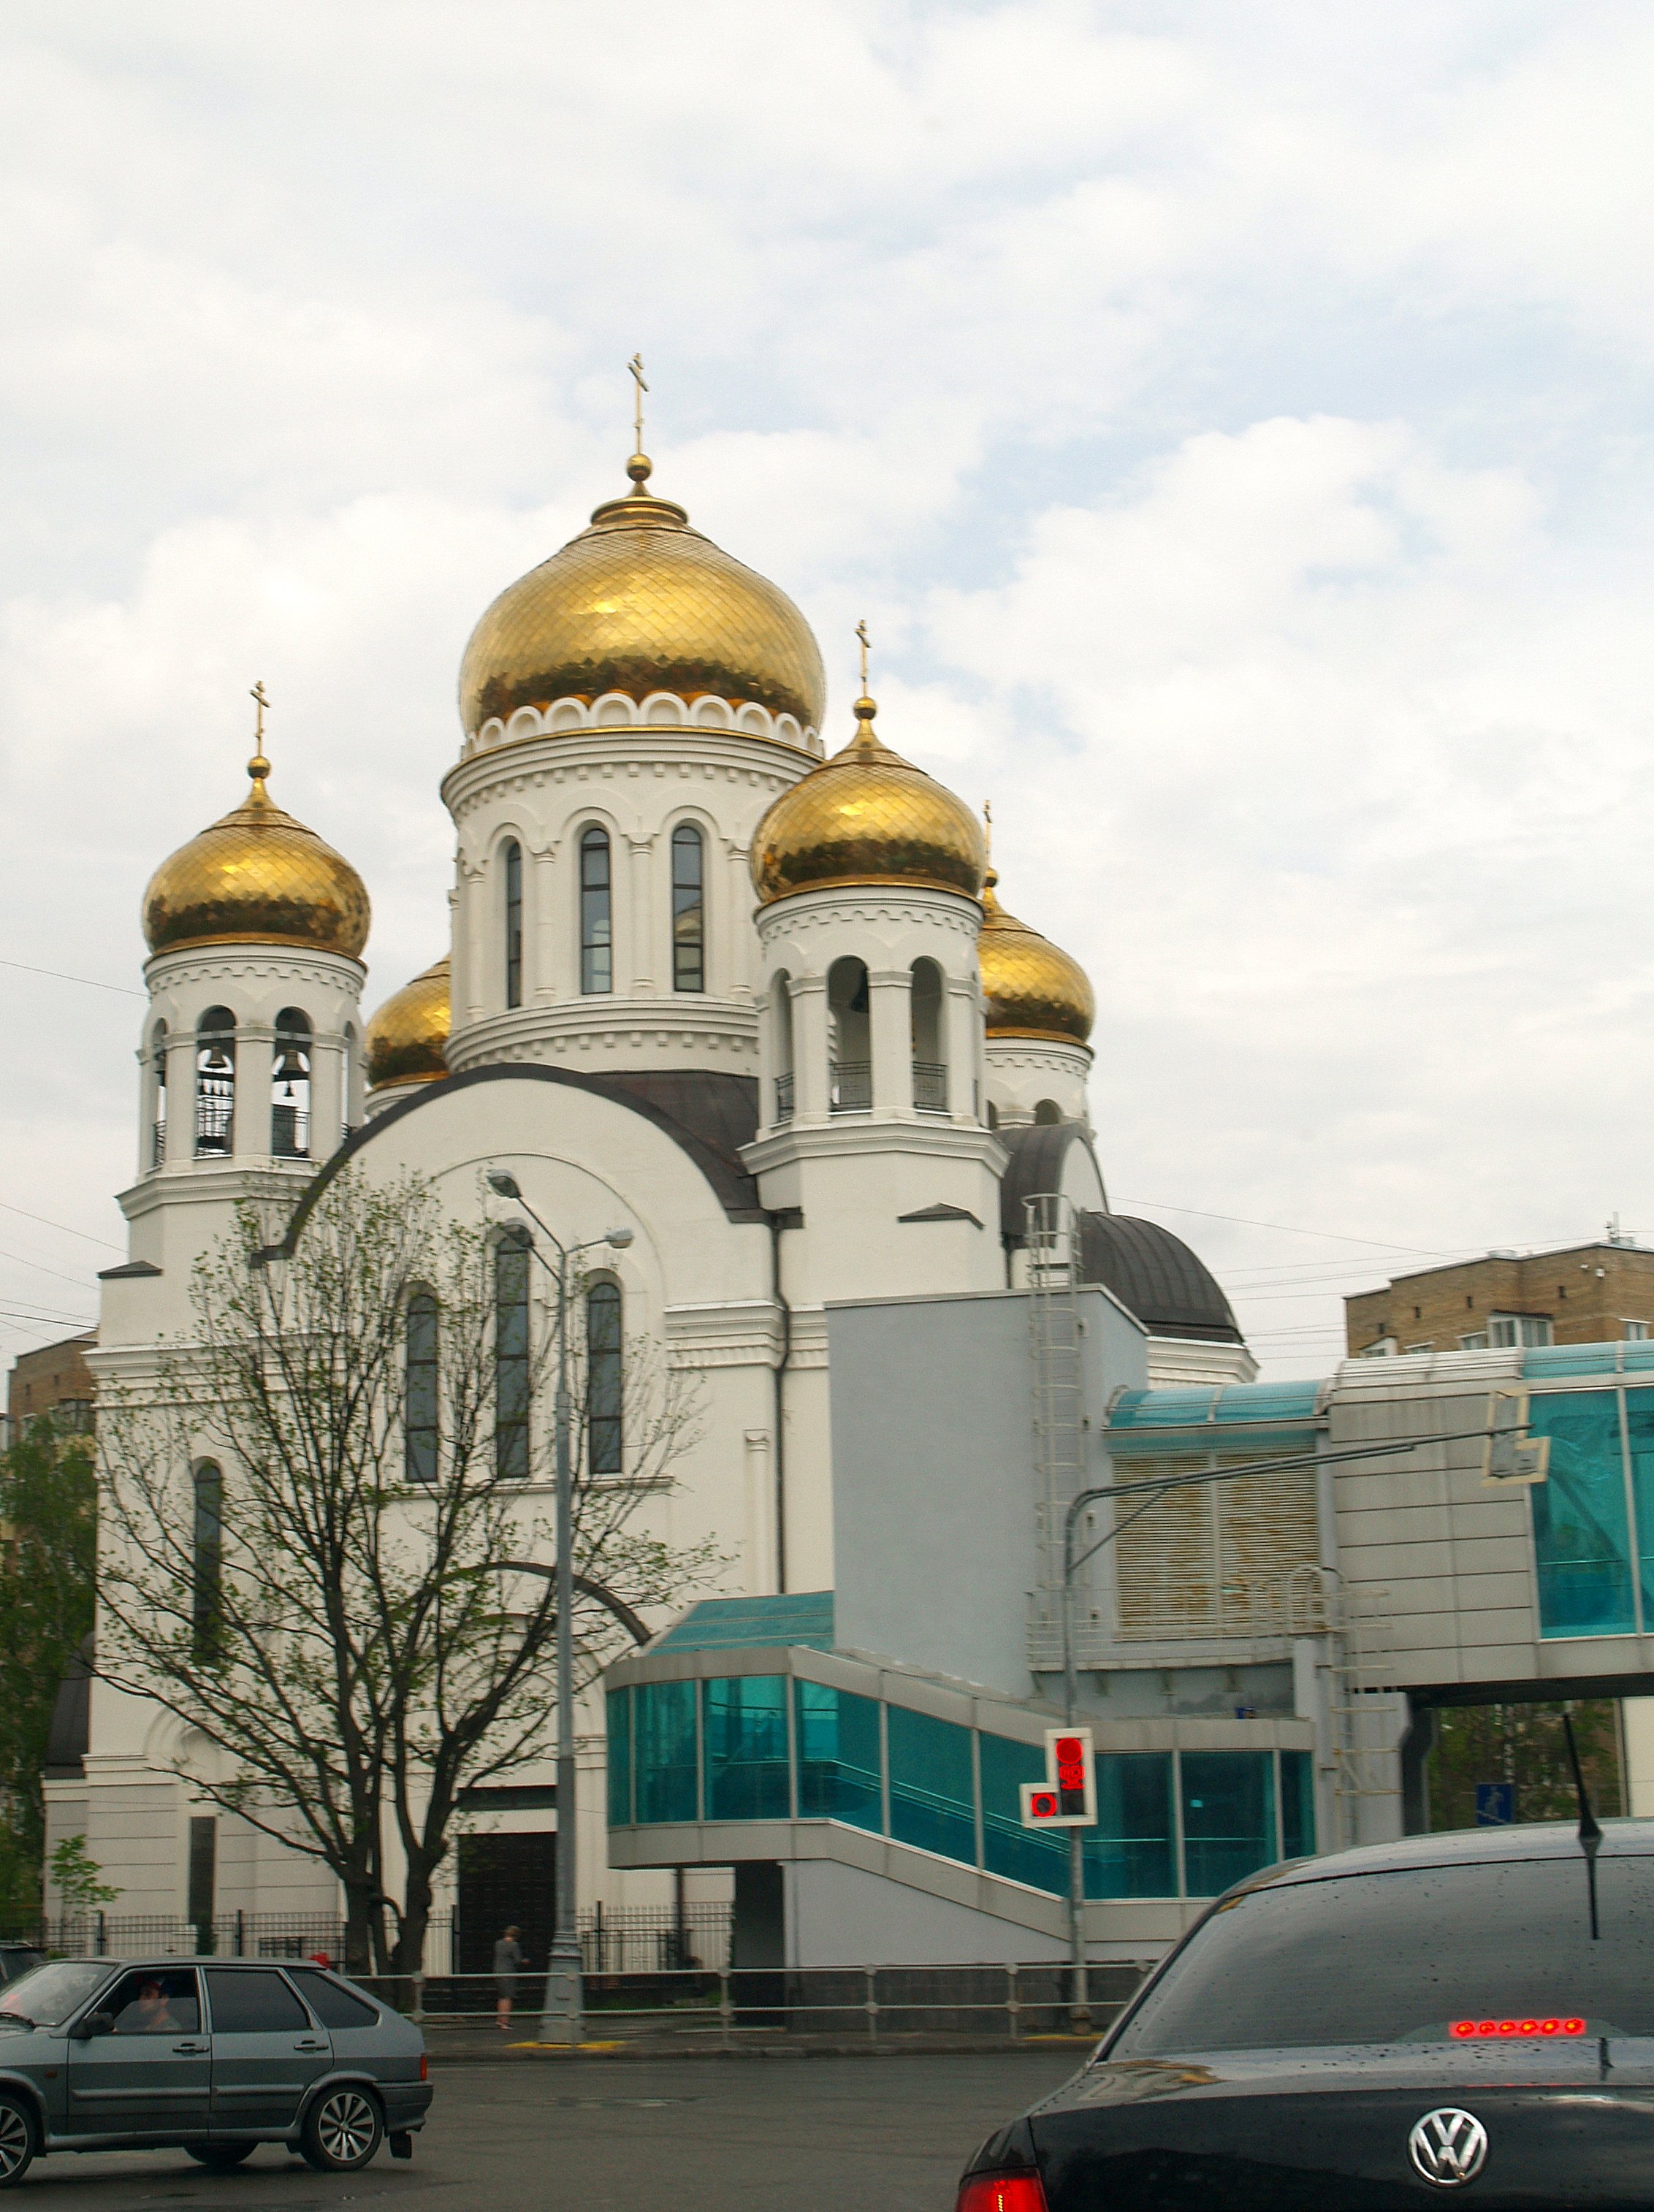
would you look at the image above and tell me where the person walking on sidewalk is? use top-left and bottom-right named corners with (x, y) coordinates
top-left (493, 1926), bottom-right (525, 2032)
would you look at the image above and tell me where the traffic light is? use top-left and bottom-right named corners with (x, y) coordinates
top-left (1018, 1727), bottom-right (1097, 1828)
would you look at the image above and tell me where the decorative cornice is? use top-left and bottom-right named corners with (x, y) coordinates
top-left (459, 690), bottom-right (820, 760)
top-left (756, 889), bottom-right (981, 945)
top-left (448, 999), bottom-right (759, 1069)
top-left (742, 1120), bottom-right (1007, 1175)
top-left (443, 712), bottom-right (820, 823)
top-left (143, 947), bottom-right (366, 992)
top-left (985, 1039), bottom-right (1095, 1071)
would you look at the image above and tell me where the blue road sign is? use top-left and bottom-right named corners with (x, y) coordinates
top-left (1475, 1781), bottom-right (1515, 1826)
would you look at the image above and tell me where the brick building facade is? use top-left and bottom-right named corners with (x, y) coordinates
top-left (1346, 1241), bottom-right (1654, 1357)
top-left (5, 1330), bottom-right (97, 1433)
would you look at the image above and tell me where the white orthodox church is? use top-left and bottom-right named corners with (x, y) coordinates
top-left (56, 436), bottom-right (1256, 1960)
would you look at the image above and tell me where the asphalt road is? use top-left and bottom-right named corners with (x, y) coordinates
top-left (7, 2050), bottom-right (1081, 2209)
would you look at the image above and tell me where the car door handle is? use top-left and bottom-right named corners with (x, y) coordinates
top-left (172, 2040), bottom-right (208, 2054)
top-left (294, 2038), bottom-right (327, 2051)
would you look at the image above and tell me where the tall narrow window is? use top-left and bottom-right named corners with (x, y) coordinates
top-left (495, 1227), bottom-right (531, 1479)
top-left (405, 1291), bottom-right (439, 1484)
top-left (194, 1008), bottom-right (236, 1156)
top-left (150, 1022), bottom-right (168, 1167)
top-left (342, 1023), bottom-right (357, 1143)
top-left (671, 823), bottom-right (704, 993)
top-left (271, 1008), bottom-right (311, 1159)
top-left (772, 973), bottom-right (795, 1122)
top-left (192, 1463), bottom-right (224, 1662)
top-left (587, 1278), bottom-right (622, 1475)
top-left (580, 827), bottom-right (612, 995)
top-left (828, 958), bottom-right (871, 1113)
top-left (503, 839), bottom-right (523, 1008)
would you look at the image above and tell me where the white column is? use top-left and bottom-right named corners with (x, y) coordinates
top-left (867, 969), bottom-right (911, 1119)
top-left (945, 975), bottom-right (981, 1124)
top-left (789, 974), bottom-right (830, 1122)
top-left (628, 834), bottom-right (655, 997)
top-left (162, 1031), bottom-right (194, 1167)
top-left (744, 1428), bottom-right (775, 1595)
top-left (532, 847), bottom-right (557, 1002)
top-left (233, 1025), bottom-right (272, 1160)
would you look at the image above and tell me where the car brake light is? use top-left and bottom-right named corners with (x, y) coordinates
top-left (1450, 2017), bottom-right (1586, 2038)
top-left (419, 2053), bottom-right (428, 2081)
top-left (956, 2176), bottom-right (1049, 2212)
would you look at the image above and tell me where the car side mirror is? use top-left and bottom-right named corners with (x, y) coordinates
top-left (72, 2011), bottom-right (115, 2041)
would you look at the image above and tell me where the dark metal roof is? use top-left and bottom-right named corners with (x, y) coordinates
top-left (997, 1122), bottom-right (1103, 1242)
top-left (267, 1066), bottom-right (766, 1257)
top-left (1078, 1212), bottom-right (1243, 1344)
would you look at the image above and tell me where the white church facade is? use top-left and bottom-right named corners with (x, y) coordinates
top-left (53, 437), bottom-right (1270, 1968)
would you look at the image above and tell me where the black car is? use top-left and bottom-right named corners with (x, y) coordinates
top-left (959, 1820), bottom-right (1654, 2211)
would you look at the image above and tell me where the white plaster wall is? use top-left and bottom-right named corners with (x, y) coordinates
top-left (986, 1037), bottom-right (1093, 1131)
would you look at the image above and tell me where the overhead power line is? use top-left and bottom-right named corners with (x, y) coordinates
top-left (1116, 1197), bottom-right (1457, 1259)
top-left (0, 956), bottom-right (142, 998)
top-left (0, 1201), bottom-right (123, 1251)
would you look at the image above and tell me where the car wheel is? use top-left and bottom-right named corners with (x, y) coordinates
top-left (301, 2086), bottom-right (383, 2173)
top-left (186, 2142), bottom-right (256, 2169)
top-left (0, 2097), bottom-right (35, 2189)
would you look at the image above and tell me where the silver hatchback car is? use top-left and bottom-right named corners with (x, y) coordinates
top-left (0, 1956), bottom-right (432, 2185)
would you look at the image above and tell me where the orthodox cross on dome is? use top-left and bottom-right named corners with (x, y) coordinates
top-left (248, 679), bottom-right (271, 788)
top-left (629, 353), bottom-right (648, 455)
top-left (983, 798), bottom-right (992, 854)
top-left (855, 618), bottom-right (871, 690)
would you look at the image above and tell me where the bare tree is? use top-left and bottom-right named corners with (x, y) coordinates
top-left (95, 1167), bottom-right (710, 1972)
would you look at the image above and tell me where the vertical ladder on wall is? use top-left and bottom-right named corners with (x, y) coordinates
top-left (1024, 1193), bottom-right (1091, 1670)
top-left (1328, 1576), bottom-right (1395, 1848)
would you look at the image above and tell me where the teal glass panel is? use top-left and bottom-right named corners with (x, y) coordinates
top-left (606, 1687), bottom-right (633, 1828)
top-left (1086, 1754), bottom-right (1175, 1899)
top-left (887, 1705), bottom-right (975, 1864)
top-left (1625, 1393), bottom-right (1654, 1628)
top-left (634, 1680), bottom-right (698, 1825)
top-left (702, 1677), bottom-right (790, 1820)
top-left (1181, 1751), bottom-right (1276, 1896)
top-left (1280, 1750), bottom-right (1314, 1859)
top-left (1530, 1391), bottom-right (1634, 1637)
top-left (980, 1734), bottom-right (1065, 1893)
top-left (794, 1681), bottom-right (882, 1832)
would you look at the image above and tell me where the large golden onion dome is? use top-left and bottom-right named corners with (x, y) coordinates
top-left (751, 692), bottom-right (986, 906)
top-left (457, 454), bottom-right (827, 738)
top-left (142, 748), bottom-right (370, 960)
top-left (365, 957), bottom-right (450, 1091)
top-left (978, 867), bottom-right (1094, 1045)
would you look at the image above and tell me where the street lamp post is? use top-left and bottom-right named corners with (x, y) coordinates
top-left (487, 1169), bottom-right (633, 2047)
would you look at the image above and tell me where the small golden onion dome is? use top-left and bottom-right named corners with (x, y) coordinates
top-left (978, 869), bottom-right (1094, 1044)
top-left (751, 693), bottom-right (987, 906)
top-left (365, 957), bottom-right (451, 1091)
top-left (142, 751), bottom-right (370, 960)
top-left (457, 454), bottom-right (827, 737)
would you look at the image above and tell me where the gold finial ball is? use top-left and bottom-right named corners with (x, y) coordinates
top-left (142, 769), bottom-right (370, 960)
top-left (365, 958), bottom-right (451, 1091)
top-left (627, 451), bottom-right (652, 485)
top-left (751, 706), bottom-right (986, 906)
top-left (978, 869), bottom-right (1094, 1044)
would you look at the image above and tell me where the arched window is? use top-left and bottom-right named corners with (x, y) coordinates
top-left (271, 1008), bottom-right (311, 1159)
top-left (150, 1021), bottom-right (168, 1167)
top-left (828, 957), bottom-right (871, 1114)
top-left (580, 827), bottom-right (612, 995)
top-left (503, 839), bottom-right (523, 1008)
top-left (910, 958), bottom-right (947, 1113)
top-left (194, 1008), bottom-right (236, 1157)
top-left (587, 1278), bottom-right (622, 1475)
top-left (495, 1226), bottom-right (531, 1480)
top-left (405, 1290), bottom-right (439, 1484)
top-left (192, 1462), bottom-right (224, 1662)
top-left (772, 972), bottom-right (795, 1122)
top-left (671, 823), bottom-right (704, 994)
top-left (1033, 1098), bottom-right (1063, 1126)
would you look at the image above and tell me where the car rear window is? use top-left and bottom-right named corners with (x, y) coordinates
top-left (205, 1969), bottom-right (310, 2034)
top-left (1110, 1853), bottom-right (1654, 2055)
top-left (288, 1968), bottom-right (378, 2029)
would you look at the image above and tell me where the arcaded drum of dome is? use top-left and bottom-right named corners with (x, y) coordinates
top-left (977, 869), bottom-right (1094, 1044)
top-left (365, 957), bottom-right (451, 1091)
top-left (457, 459), bottom-right (827, 738)
top-left (142, 759), bottom-right (370, 961)
top-left (751, 695), bottom-right (986, 906)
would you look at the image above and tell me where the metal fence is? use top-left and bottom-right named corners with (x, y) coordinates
top-left (350, 1960), bottom-right (1148, 2042)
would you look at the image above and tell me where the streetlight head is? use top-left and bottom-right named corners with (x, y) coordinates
top-left (606, 1227), bottom-right (635, 1250)
top-left (487, 1170), bottom-right (522, 1199)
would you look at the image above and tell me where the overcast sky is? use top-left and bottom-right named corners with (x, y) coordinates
top-left (3, 1), bottom-right (1652, 1380)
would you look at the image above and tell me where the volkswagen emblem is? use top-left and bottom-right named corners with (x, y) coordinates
top-left (1409, 2108), bottom-right (1489, 2187)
